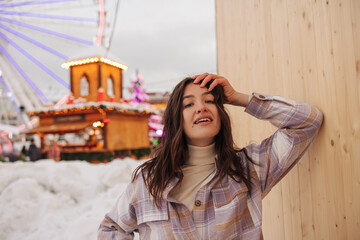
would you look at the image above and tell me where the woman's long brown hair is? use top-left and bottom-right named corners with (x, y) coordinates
top-left (132, 77), bottom-right (253, 207)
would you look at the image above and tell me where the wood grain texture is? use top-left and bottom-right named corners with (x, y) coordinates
top-left (215, 0), bottom-right (360, 239)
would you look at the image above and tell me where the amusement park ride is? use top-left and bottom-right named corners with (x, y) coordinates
top-left (0, 0), bottom-right (165, 160)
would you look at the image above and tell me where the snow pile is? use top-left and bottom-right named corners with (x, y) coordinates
top-left (0, 158), bottom-right (145, 240)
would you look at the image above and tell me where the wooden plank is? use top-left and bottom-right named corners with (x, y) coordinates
top-left (330, 0), bottom-right (360, 239)
top-left (286, 0), bottom-right (321, 239)
top-left (311, 1), bottom-right (337, 238)
top-left (349, 0), bottom-right (360, 238)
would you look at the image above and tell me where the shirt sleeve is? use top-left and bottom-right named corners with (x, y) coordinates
top-left (244, 93), bottom-right (323, 198)
top-left (98, 183), bottom-right (137, 240)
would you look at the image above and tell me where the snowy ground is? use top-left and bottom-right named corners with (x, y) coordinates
top-left (0, 158), bottom-right (145, 240)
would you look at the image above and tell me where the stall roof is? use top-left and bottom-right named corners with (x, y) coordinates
top-left (22, 121), bottom-right (93, 134)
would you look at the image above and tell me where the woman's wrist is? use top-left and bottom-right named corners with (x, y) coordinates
top-left (229, 92), bottom-right (250, 107)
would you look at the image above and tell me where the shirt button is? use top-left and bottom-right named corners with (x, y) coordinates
top-left (195, 200), bottom-right (201, 207)
top-left (259, 94), bottom-right (266, 99)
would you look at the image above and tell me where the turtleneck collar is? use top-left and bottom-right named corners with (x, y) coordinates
top-left (185, 143), bottom-right (216, 166)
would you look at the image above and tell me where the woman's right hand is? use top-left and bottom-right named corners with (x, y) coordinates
top-left (192, 73), bottom-right (249, 107)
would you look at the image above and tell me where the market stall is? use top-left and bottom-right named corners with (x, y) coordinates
top-left (23, 48), bottom-right (154, 161)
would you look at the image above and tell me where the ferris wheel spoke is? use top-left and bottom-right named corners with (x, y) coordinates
top-left (0, 10), bottom-right (98, 22)
top-left (0, 0), bottom-right (76, 8)
top-left (0, 16), bottom-right (93, 45)
top-left (0, 23), bottom-right (68, 60)
top-left (0, 31), bottom-right (70, 89)
top-left (0, 42), bottom-right (48, 103)
top-left (107, 0), bottom-right (120, 49)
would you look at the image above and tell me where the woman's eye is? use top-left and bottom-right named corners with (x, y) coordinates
top-left (184, 103), bottom-right (193, 108)
top-left (205, 100), bottom-right (215, 104)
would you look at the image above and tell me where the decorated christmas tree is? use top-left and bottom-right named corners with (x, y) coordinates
top-left (129, 70), bottom-right (149, 103)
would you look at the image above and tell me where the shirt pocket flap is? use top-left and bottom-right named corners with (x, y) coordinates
top-left (135, 200), bottom-right (169, 225)
top-left (211, 179), bottom-right (248, 208)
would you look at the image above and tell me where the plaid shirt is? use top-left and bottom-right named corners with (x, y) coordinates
top-left (98, 93), bottom-right (323, 239)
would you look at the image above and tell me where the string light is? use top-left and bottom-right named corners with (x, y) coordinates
top-left (93, 121), bottom-right (103, 128)
top-left (61, 56), bottom-right (128, 71)
top-left (28, 105), bottom-right (153, 117)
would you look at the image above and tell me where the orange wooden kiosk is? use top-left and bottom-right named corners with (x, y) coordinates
top-left (24, 48), bottom-right (152, 161)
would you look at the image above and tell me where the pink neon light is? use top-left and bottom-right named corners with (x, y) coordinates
top-left (29, 118), bottom-right (38, 125)
top-left (54, 94), bottom-right (69, 108)
top-left (96, 0), bottom-right (105, 46)
top-left (0, 120), bottom-right (38, 137)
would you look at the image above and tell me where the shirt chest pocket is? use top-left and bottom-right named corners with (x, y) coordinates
top-left (212, 180), bottom-right (255, 235)
top-left (135, 199), bottom-right (169, 225)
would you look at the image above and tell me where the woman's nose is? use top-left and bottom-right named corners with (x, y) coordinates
top-left (196, 103), bottom-right (208, 113)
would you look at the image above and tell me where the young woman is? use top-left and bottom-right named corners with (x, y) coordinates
top-left (98, 73), bottom-right (323, 239)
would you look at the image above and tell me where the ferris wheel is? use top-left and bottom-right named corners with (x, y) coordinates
top-left (0, 0), bottom-right (120, 132)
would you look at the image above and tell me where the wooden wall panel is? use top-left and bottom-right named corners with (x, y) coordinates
top-left (215, 0), bottom-right (360, 239)
top-left (105, 113), bottom-right (150, 150)
top-left (100, 63), bottom-right (122, 101)
top-left (71, 63), bottom-right (99, 101)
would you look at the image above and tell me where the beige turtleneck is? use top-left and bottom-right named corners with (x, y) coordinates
top-left (168, 143), bottom-right (216, 212)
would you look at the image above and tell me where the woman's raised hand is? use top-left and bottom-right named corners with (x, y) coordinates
top-left (192, 73), bottom-right (244, 105)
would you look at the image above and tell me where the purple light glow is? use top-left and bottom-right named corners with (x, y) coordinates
top-left (0, 16), bottom-right (93, 45)
top-left (0, 10), bottom-right (98, 22)
top-left (0, 42), bottom-right (48, 103)
top-left (0, 0), bottom-right (75, 8)
top-left (0, 31), bottom-right (70, 89)
top-left (156, 130), bottom-right (163, 136)
top-left (150, 115), bottom-right (163, 121)
top-left (0, 23), bottom-right (68, 60)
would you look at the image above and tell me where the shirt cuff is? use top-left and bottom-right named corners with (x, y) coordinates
top-left (244, 92), bottom-right (272, 118)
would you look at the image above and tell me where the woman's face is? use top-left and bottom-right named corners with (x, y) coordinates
top-left (182, 83), bottom-right (221, 147)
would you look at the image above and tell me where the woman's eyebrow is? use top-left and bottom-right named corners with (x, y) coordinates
top-left (183, 92), bottom-right (213, 100)
top-left (203, 92), bottom-right (213, 96)
top-left (183, 94), bottom-right (194, 100)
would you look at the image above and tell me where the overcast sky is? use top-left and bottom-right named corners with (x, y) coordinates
top-left (110, 0), bottom-right (217, 94)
